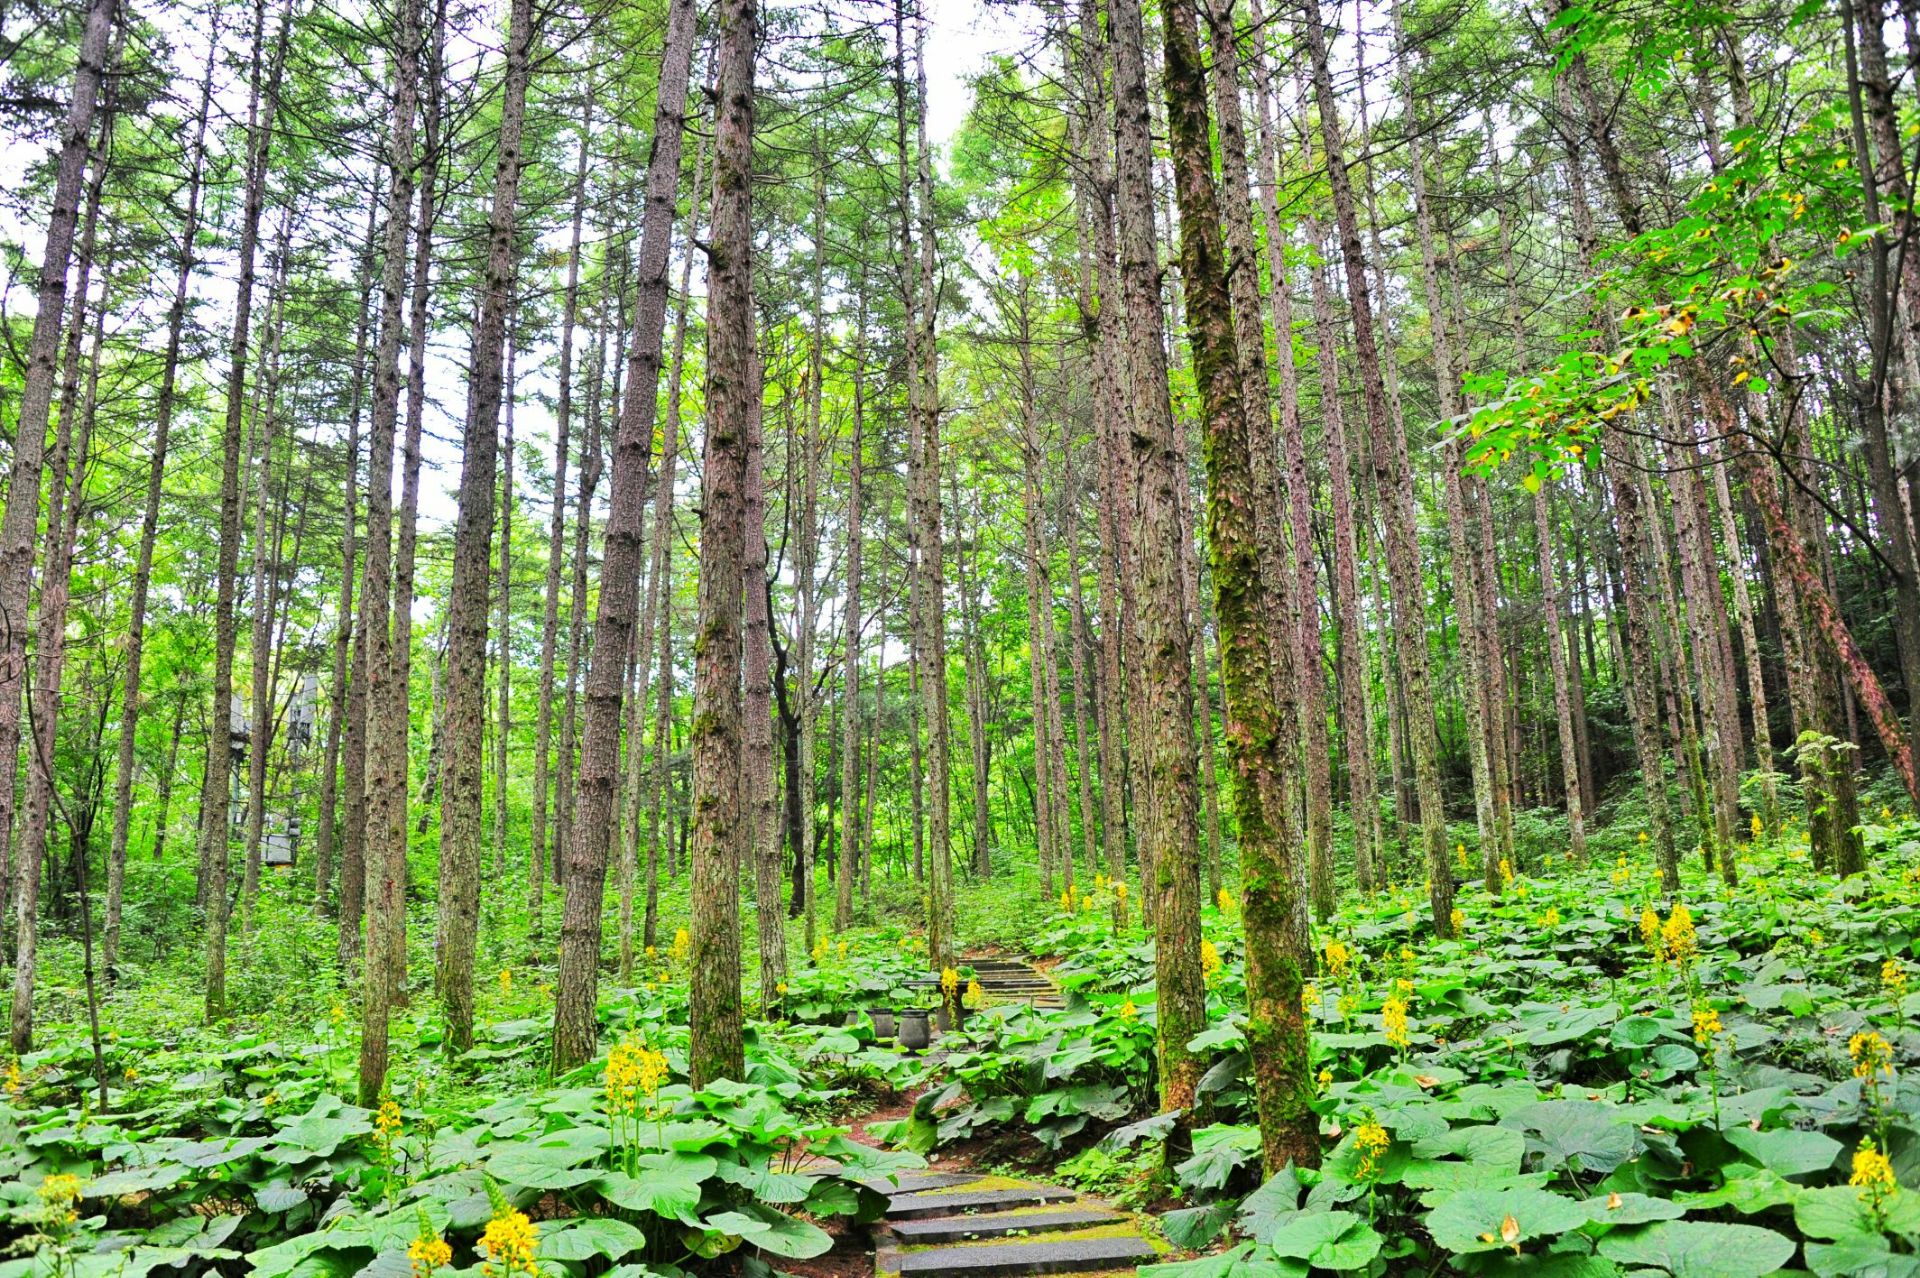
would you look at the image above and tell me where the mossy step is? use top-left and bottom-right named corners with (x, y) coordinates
top-left (886, 1185), bottom-right (1077, 1219)
top-left (859, 1172), bottom-right (982, 1194)
top-left (879, 1235), bottom-right (1156, 1276)
top-left (890, 1208), bottom-right (1124, 1245)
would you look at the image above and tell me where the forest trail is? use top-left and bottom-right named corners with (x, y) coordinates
top-left (870, 1172), bottom-right (1160, 1276)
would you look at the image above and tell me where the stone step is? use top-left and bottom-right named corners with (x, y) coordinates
top-left (884, 1236), bottom-right (1158, 1276)
top-left (860, 1172), bottom-right (982, 1194)
top-left (887, 1185), bottom-right (1077, 1220)
top-left (889, 1208), bottom-right (1124, 1245)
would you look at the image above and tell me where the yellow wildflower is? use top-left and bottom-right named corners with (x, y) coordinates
top-left (837, 940), bottom-right (849, 961)
top-left (409, 1234), bottom-right (454, 1278)
top-left (1456, 842), bottom-right (1468, 869)
top-left (1060, 890), bottom-right (1071, 911)
top-left (1852, 1031), bottom-right (1894, 1080)
top-left (1638, 830), bottom-right (1649, 843)
top-left (1382, 996), bottom-right (1411, 1050)
top-left (1691, 1001), bottom-right (1723, 1049)
top-left (967, 978), bottom-right (985, 1007)
top-left (1809, 929), bottom-right (1825, 948)
top-left (605, 1040), bottom-right (669, 1117)
top-left (1499, 857), bottom-right (1514, 887)
top-left (479, 1208), bottom-right (539, 1276)
top-left (1354, 1119), bottom-right (1391, 1179)
top-left (1082, 895), bottom-right (1094, 913)
top-left (1851, 1138), bottom-right (1898, 1207)
top-left (1117, 998), bottom-right (1137, 1020)
top-left (374, 1097), bottom-right (403, 1147)
top-left (1217, 886), bottom-right (1235, 914)
top-left (1095, 873), bottom-right (1107, 890)
top-left (1662, 904), bottom-right (1697, 969)
top-left (330, 1003), bottom-right (346, 1024)
top-left (497, 968), bottom-right (512, 994)
top-left (1450, 907), bottom-right (1464, 933)
top-left (1317, 1067), bottom-right (1333, 1090)
top-left (672, 928), bottom-right (692, 962)
top-left (1751, 813), bottom-right (1764, 841)
top-left (775, 981), bottom-right (788, 995)
top-left (812, 937), bottom-right (828, 962)
top-left (940, 967), bottom-right (959, 996)
top-left (645, 945), bottom-right (657, 960)
top-left (1884, 960), bottom-right (1909, 998)
top-left (1301, 983), bottom-right (1319, 1014)
top-left (1115, 882), bottom-right (1128, 902)
top-left (1539, 908), bottom-right (1561, 928)
top-left (1201, 939), bottom-right (1222, 978)
top-left (36, 1172), bottom-right (83, 1229)
top-left (1324, 940), bottom-right (1352, 978)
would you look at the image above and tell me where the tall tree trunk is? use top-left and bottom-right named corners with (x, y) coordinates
top-left (1162, 0), bottom-right (1314, 1170)
top-left (1711, 454), bottom-right (1779, 832)
top-left (551, 0), bottom-right (697, 1072)
top-left (355, 0), bottom-right (421, 1102)
top-left (744, 357), bottom-right (786, 1012)
top-left (439, 0), bottom-right (533, 1056)
top-left (622, 131), bottom-right (705, 979)
top-left (106, 23), bottom-right (217, 970)
top-left (314, 194), bottom-right (377, 923)
top-left (531, 82), bottom-right (593, 925)
top-left (1110, 0), bottom-right (1204, 1124)
top-left (1304, 0), bottom-right (1449, 933)
top-left (204, 0), bottom-right (291, 1024)
top-left (836, 271), bottom-right (868, 931)
top-left (0, 0), bottom-right (117, 949)
top-left (11, 95), bottom-right (111, 1052)
top-left (688, 0), bottom-right (755, 1086)
top-left (493, 339), bottom-right (517, 879)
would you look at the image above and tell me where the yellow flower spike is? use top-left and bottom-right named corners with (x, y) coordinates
top-left (941, 967), bottom-right (960, 996)
top-left (967, 978), bottom-right (985, 1007)
top-left (1316, 1067), bottom-right (1333, 1090)
top-left (1691, 1001), bottom-right (1723, 1049)
top-left (1382, 995), bottom-right (1411, 1050)
top-left (1662, 905), bottom-right (1697, 969)
top-left (1499, 857), bottom-right (1515, 887)
top-left (672, 928), bottom-right (691, 962)
top-left (1353, 1119), bottom-right (1391, 1180)
top-left (1809, 928), bottom-right (1825, 948)
top-left (1301, 983), bottom-right (1320, 1014)
top-left (330, 1004), bottom-right (346, 1024)
top-left (1115, 882), bottom-right (1127, 902)
top-left (1450, 907), bottom-right (1464, 934)
top-left (1852, 1138), bottom-right (1898, 1207)
top-left (775, 981), bottom-right (788, 996)
top-left (409, 1233), bottom-right (454, 1278)
top-left (837, 940), bottom-right (848, 961)
top-left (1638, 830), bottom-right (1649, 843)
top-left (1323, 940), bottom-right (1351, 978)
top-left (1217, 886), bottom-right (1235, 914)
top-left (1201, 939), bottom-right (1222, 978)
top-left (1116, 998), bottom-right (1137, 1020)
top-left (1751, 813), bottom-right (1764, 841)
top-left (1640, 907), bottom-right (1664, 953)
top-left (479, 1208), bottom-right (540, 1276)
top-left (1850, 1030), bottom-right (1894, 1080)
top-left (497, 968), bottom-right (512, 994)
top-left (374, 1097), bottom-right (403, 1147)
top-left (1883, 960), bottom-right (1910, 998)
top-left (1095, 873), bottom-right (1107, 890)
top-left (1060, 890), bottom-right (1071, 911)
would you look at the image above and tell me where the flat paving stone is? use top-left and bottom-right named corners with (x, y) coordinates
top-left (859, 1172), bottom-right (982, 1194)
top-left (887, 1186), bottom-right (1076, 1220)
top-left (891, 1236), bottom-right (1156, 1275)
top-left (890, 1208), bottom-right (1123, 1244)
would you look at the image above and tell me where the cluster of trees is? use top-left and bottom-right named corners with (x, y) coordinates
top-left (3, 0), bottom-right (1919, 1167)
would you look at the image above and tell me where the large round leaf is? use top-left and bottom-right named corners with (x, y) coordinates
top-left (1425, 1187), bottom-right (1592, 1254)
top-left (1596, 1221), bottom-right (1795, 1277)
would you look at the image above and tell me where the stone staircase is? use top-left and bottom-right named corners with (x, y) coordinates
top-left (867, 1171), bottom-right (1160, 1276)
top-left (958, 955), bottom-right (1064, 1012)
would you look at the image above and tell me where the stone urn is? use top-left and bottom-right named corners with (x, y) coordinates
top-left (897, 1008), bottom-right (932, 1051)
top-left (869, 1008), bottom-right (897, 1040)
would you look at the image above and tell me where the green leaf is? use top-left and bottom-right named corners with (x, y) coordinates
top-left (1597, 1221), bottom-right (1795, 1277)
top-left (1165, 1201), bottom-right (1237, 1250)
top-left (1264, 1209), bottom-right (1383, 1270)
top-left (1724, 1127), bottom-right (1843, 1177)
top-left (540, 1218), bottom-right (649, 1262)
top-left (1510, 1100), bottom-right (1638, 1174)
top-left (1425, 1187), bottom-right (1592, 1254)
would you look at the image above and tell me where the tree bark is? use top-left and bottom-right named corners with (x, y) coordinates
top-left (439, 0), bottom-right (533, 1056)
top-left (550, 0), bottom-right (697, 1070)
top-left (688, 0), bottom-right (756, 1086)
top-left (1162, 0), bottom-right (1314, 1170)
